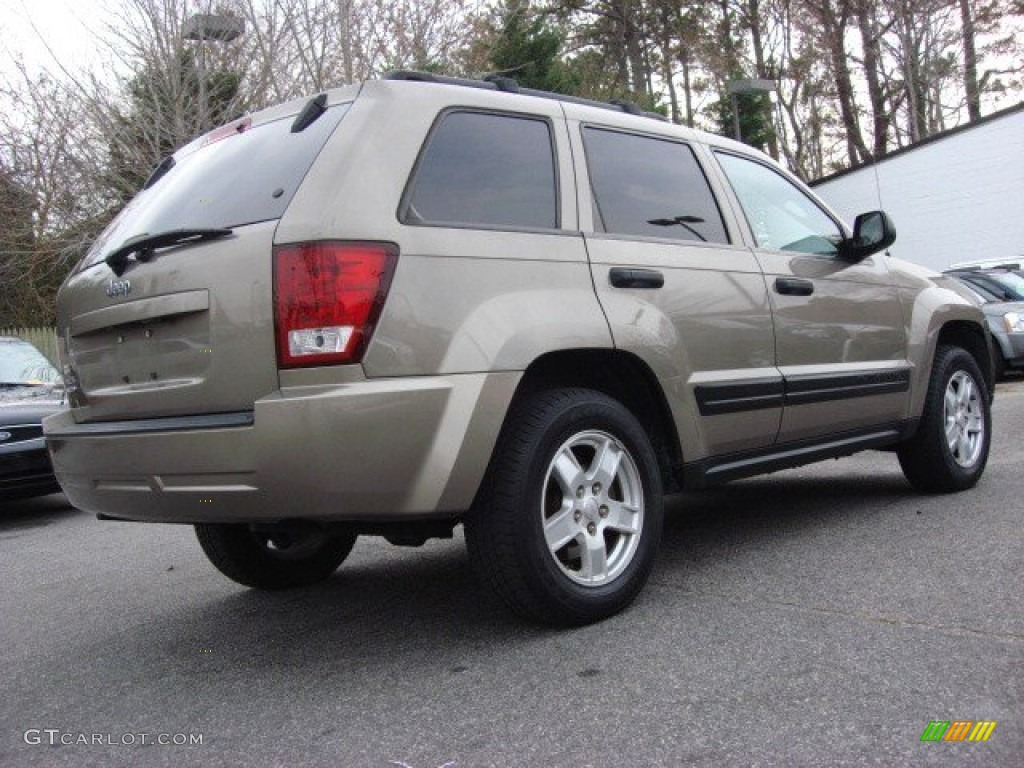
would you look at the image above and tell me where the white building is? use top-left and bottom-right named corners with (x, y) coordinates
top-left (811, 104), bottom-right (1024, 272)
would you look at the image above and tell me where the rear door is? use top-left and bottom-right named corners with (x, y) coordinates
top-left (57, 98), bottom-right (353, 423)
top-left (711, 149), bottom-right (910, 445)
top-left (566, 113), bottom-right (781, 460)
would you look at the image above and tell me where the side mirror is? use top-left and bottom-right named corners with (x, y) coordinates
top-left (840, 210), bottom-right (896, 261)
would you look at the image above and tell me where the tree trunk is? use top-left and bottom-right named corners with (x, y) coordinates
top-left (855, 0), bottom-right (890, 158)
top-left (896, 5), bottom-right (924, 143)
top-left (960, 0), bottom-right (982, 121)
top-left (817, 0), bottom-right (870, 165)
top-left (745, 0), bottom-right (779, 159)
top-left (681, 53), bottom-right (694, 127)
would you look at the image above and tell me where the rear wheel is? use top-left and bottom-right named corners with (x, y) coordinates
top-left (195, 523), bottom-right (357, 589)
top-left (898, 345), bottom-right (991, 492)
top-left (465, 388), bottom-right (663, 626)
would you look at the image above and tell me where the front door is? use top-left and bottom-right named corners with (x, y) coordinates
top-left (713, 151), bottom-right (910, 445)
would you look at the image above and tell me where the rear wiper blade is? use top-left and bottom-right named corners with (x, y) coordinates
top-left (105, 228), bottom-right (233, 276)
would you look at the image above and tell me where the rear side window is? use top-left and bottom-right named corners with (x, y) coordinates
top-left (82, 103), bottom-right (350, 270)
top-left (403, 111), bottom-right (558, 230)
top-left (583, 128), bottom-right (728, 244)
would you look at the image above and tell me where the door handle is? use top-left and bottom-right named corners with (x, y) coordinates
top-left (774, 277), bottom-right (814, 296)
top-left (609, 267), bottom-right (664, 289)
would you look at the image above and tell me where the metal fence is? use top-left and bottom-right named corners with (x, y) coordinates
top-left (1, 327), bottom-right (59, 366)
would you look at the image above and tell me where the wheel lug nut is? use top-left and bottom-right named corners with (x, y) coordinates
top-left (592, 482), bottom-right (601, 495)
top-left (576, 486), bottom-right (584, 499)
top-left (573, 510), bottom-right (582, 523)
top-left (599, 505), bottom-right (608, 518)
top-left (587, 522), bottom-right (597, 535)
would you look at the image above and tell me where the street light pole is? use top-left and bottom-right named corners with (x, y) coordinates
top-left (183, 14), bottom-right (244, 130)
top-left (727, 78), bottom-right (777, 144)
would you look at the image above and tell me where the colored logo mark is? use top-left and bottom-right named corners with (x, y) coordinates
top-left (920, 720), bottom-right (997, 742)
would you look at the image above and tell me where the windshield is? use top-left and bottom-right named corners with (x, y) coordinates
top-left (985, 272), bottom-right (1024, 299)
top-left (961, 272), bottom-right (1024, 301)
top-left (81, 102), bottom-right (350, 271)
top-left (0, 339), bottom-right (60, 385)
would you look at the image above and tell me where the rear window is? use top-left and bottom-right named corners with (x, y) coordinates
top-left (82, 103), bottom-right (350, 270)
top-left (583, 128), bottom-right (729, 244)
top-left (401, 111), bottom-right (558, 230)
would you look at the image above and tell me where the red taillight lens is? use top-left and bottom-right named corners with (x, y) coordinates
top-left (273, 241), bottom-right (398, 368)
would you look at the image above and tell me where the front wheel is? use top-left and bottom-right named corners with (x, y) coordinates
top-left (898, 345), bottom-right (991, 493)
top-left (195, 523), bottom-right (357, 589)
top-left (465, 388), bottom-right (663, 626)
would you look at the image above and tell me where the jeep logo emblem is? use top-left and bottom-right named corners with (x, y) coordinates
top-left (106, 279), bottom-right (131, 298)
top-left (0, 431), bottom-right (10, 443)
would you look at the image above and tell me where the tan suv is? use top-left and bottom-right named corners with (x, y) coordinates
top-left (45, 73), bottom-right (994, 625)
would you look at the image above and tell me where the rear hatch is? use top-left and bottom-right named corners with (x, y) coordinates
top-left (57, 96), bottom-right (353, 423)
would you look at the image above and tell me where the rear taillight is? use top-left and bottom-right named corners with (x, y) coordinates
top-left (273, 241), bottom-right (398, 368)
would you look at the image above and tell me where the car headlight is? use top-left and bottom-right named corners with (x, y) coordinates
top-left (1003, 312), bottom-right (1024, 333)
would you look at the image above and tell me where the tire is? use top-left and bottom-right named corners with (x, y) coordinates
top-left (993, 351), bottom-right (1007, 382)
top-left (898, 345), bottom-right (991, 493)
top-left (465, 388), bottom-right (664, 626)
top-left (195, 523), bottom-right (357, 589)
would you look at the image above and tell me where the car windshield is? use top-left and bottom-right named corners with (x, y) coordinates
top-left (957, 271), bottom-right (1024, 301)
top-left (984, 272), bottom-right (1024, 300)
top-left (953, 278), bottom-right (1001, 303)
top-left (0, 339), bottom-right (61, 386)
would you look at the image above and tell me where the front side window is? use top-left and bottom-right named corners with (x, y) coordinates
top-left (403, 111), bottom-right (558, 230)
top-left (583, 128), bottom-right (729, 244)
top-left (715, 152), bottom-right (843, 256)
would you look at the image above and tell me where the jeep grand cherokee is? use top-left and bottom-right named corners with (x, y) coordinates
top-left (45, 73), bottom-right (994, 625)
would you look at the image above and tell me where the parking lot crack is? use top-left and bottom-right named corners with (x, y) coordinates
top-left (650, 583), bottom-right (1024, 643)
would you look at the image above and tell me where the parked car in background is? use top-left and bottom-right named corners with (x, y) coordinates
top-left (944, 274), bottom-right (1024, 378)
top-left (0, 337), bottom-right (65, 501)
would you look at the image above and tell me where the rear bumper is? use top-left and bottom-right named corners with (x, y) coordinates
top-left (44, 373), bottom-right (518, 523)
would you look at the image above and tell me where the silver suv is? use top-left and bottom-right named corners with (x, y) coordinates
top-left (46, 73), bottom-right (994, 625)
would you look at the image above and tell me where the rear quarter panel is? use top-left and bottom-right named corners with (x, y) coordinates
top-left (278, 80), bottom-right (614, 378)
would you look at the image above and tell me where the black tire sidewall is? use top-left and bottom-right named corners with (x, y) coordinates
top-left (902, 346), bottom-right (992, 492)
top-left (506, 392), bottom-right (663, 620)
top-left (196, 523), bottom-right (356, 589)
top-left (934, 349), bottom-right (991, 485)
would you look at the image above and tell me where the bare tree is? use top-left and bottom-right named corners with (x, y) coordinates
top-left (0, 63), bottom-right (105, 325)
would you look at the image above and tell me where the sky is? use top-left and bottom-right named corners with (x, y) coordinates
top-left (3, 0), bottom-right (107, 77)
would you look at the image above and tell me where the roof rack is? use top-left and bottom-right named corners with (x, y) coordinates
top-left (385, 71), bottom-right (668, 122)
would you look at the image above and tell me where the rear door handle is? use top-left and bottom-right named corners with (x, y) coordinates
top-left (774, 277), bottom-right (814, 296)
top-left (609, 268), bottom-right (664, 289)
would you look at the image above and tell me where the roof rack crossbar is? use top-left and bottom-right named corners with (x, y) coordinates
top-left (483, 74), bottom-right (520, 93)
top-left (384, 70), bottom-right (668, 122)
top-left (609, 99), bottom-right (643, 116)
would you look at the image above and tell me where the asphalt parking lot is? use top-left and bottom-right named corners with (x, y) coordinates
top-left (2, 382), bottom-right (1022, 768)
